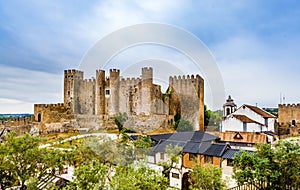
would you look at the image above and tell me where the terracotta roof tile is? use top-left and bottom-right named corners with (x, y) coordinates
top-left (244, 104), bottom-right (276, 118)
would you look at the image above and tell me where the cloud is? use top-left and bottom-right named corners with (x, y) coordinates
top-left (0, 65), bottom-right (63, 106)
top-left (0, 98), bottom-right (33, 114)
top-left (1, 0), bottom-right (300, 112)
top-left (213, 34), bottom-right (300, 107)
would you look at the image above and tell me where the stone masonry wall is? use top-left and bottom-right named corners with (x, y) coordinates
top-left (278, 104), bottom-right (300, 127)
top-left (169, 74), bottom-right (204, 130)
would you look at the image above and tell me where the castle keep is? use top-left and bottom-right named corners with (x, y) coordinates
top-left (34, 67), bottom-right (204, 131)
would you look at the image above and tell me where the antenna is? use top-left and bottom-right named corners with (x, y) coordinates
top-left (280, 92), bottom-right (282, 104)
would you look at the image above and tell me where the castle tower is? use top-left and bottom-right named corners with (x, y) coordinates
top-left (223, 95), bottom-right (237, 118)
top-left (141, 67), bottom-right (153, 115)
top-left (64, 69), bottom-right (83, 113)
top-left (108, 69), bottom-right (120, 115)
top-left (96, 70), bottom-right (106, 115)
top-left (169, 74), bottom-right (204, 131)
top-left (197, 75), bottom-right (205, 131)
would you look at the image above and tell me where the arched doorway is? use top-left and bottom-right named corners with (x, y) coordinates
top-left (37, 113), bottom-right (42, 122)
top-left (182, 172), bottom-right (190, 190)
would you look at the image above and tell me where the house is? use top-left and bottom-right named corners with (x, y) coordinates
top-left (134, 131), bottom-right (239, 189)
top-left (221, 96), bottom-right (276, 133)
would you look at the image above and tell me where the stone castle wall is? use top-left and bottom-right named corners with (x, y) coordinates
top-left (278, 104), bottom-right (300, 127)
top-left (34, 103), bottom-right (74, 124)
top-left (0, 115), bottom-right (34, 126)
top-left (34, 67), bottom-right (205, 131)
top-left (169, 74), bottom-right (204, 130)
top-left (74, 78), bottom-right (96, 115)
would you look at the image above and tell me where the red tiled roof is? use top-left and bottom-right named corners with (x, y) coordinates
top-left (244, 104), bottom-right (276, 118)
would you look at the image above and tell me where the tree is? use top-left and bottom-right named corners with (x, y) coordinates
top-left (159, 145), bottom-right (182, 179)
top-left (204, 105), bottom-right (222, 127)
top-left (233, 140), bottom-right (300, 189)
top-left (204, 105), bottom-right (211, 126)
top-left (0, 151), bottom-right (18, 190)
top-left (110, 164), bottom-right (168, 190)
top-left (114, 112), bottom-right (128, 132)
top-left (72, 161), bottom-right (109, 189)
top-left (0, 132), bottom-right (69, 189)
top-left (133, 135), bottom-right (154, 149)
top-left (174, 119), bottom-right (193, 132)
top-left (188, 163), bottom-right (226, 190)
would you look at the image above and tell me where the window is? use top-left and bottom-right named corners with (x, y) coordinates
top-left (189, 153), bottom-right (197, 161)
top-left (37, 113), bottom-right (42, 122)
top-left (68, 91), bottom-right (70, 95)
top-left (243, 122), bottom-right (247, 132)
top-left (105, 90), bottom-right (110, 95)
top-left (265, 118), bottom-right (268, 127)
top-left (160, 153), bottom-right (165, 160)
top-left (227, 159), bottom-right (233, 166)
top-left (204, 156), bottom-right (213, 164)
top-left (226, 108), bottom-right (230, 116)
top-left (292, 120), bottom-right (296, 126)
top-left (172, 173), bottom-right (180, 179)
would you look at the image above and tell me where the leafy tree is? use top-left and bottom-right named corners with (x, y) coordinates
top-left (159, 145), bottom-right (182, 179)
top-left (0, 151), bottom-right (18, 190)
top-left (114, 112), bottom-right (128, 132)
top-left (233, 140), bottom-right (300, 189)
top-left (68, 140), bottom-right (103, 166)
top-left (110, 164), bottom-right (168, 190)
top-left (174, 119), bottom-right (193, 132)
top-left (72, 161), bottom-right (109, 189)
top-left (133, 135), bottom-right (154, 149)
top-left (204, 105), bottom-right (211, 126)
top-left (0, 132), bottom-right (69, 189)
top-left (83, 136), bottom-right (136, 166)
top-left (188, 163), bottom-right (226, 190)
top-left (204, 105), bottom-right (222, 127)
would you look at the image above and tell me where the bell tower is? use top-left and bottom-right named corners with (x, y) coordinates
top-left (223, 95), bottom-right (237, 118)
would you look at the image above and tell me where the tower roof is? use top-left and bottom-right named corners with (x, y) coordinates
top-left (223, 95), bottom-right (237, 107)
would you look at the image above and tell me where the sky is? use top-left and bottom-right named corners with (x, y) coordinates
top-left (0, 0), bottom-right (300, 113)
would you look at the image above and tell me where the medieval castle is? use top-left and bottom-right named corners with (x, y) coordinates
top-left (33, 67), bottom-right (204, 132)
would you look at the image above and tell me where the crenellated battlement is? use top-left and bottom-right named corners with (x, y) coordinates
top-left (109, 69), bottom-right (120, 73)
top-left (279, 103), bottom-right (300, 108)
top-left (34, 103), bottom-right (65, 108)
top-left (82, 78), bottom-right (96, 83)
top-left (64, 69), bottom-right (83, 75)
top-left (142, 67), bottom-right (153, 72)
top-left (96, 69), bottom-right (105, 74)
top-left (169, 74), bottom-right (202, 84)
top-left (120, 77), bottom-right (141, 85)
top-left (1, 115), bottom-right (34, 126)
top-left (64, 69), bottom-right (84, 80)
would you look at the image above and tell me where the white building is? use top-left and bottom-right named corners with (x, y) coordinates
top-left (221, 96), bottom-right (276, 133)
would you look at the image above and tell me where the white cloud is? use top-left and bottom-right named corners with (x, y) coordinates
top-left (0, 98), bottom-right (33, 114)
top-left (1, 0), bottom-right (300, 113)
top-left (0, 65), bottom-right (63, 107)
top-left (213, 35), bottom-right (300, 107)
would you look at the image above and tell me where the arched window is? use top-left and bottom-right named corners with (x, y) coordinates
top-left (37, 113), bottom-right (42, 122)
top-left (226, 108), bottom-right (230, 116)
